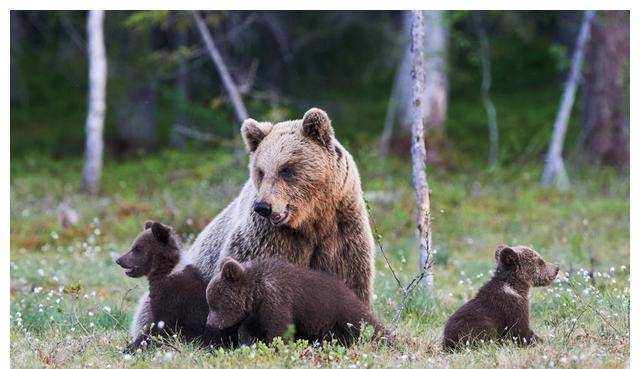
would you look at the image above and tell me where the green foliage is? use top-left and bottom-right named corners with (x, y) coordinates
top-left (11, 11), bottom-right (591, 167)
top-left (123, 11), bottom-right (170, 31)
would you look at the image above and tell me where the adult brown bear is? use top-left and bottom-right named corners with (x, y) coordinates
top-left (130, 108), bottom-right (376, 343)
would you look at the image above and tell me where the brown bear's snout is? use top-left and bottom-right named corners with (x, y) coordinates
top-left (115, 255), bottom-right (131, 268)
top-left (253, 201), bottom-right (272, 217)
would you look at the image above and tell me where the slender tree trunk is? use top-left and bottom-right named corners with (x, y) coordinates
top-left (410, 10), bottom-right (433, 289)
top-left (381, 11), bottom-right (448, 164)
top-left (379, 48), bottom-right (406, 157)
top-left (82, 10), bottom-right (107, 195)
top-left (581, 11), bottom-right (629, 166)
top-left (542, 10), bottom-right (595, 190)
top-left (423, 10), bottom-right (449, 165)
top-left (192, 11), bottom-right (249, 124)
top-left (474, 14), bottom-right (499, 167)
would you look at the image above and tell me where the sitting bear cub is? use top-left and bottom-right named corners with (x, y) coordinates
top-left (116, 221), bottom-right (236, 352)
top-left (443, 245), bottom-right (559, 351)
top-left (206, 257), bottom-right (389, 346)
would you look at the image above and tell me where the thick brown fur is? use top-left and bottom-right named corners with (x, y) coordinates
top-left (206, 257), bottom-right (388, 346)
top-left (131, 108), bottom-right (376, 340)
top-left (442, 245), bottom-right (559, 351)
top-left (116, 221), bottom-right (237, 352)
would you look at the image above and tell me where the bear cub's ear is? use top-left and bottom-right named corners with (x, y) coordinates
top-left (496, 245), bottom-right (518, 268)
top-left (151, 222), bottom-right (171, 244)
top-left (241, 119), bottom-right (273, 153)
top-left (221, 257), bottom-right (246, 283)
top-left (302, 107), bottom-right (334, 149)
top-left (144, 220), bottom-right (154, 230)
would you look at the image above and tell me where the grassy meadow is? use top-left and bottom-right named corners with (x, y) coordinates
top-left (9, 148), bottom-right (629, 368)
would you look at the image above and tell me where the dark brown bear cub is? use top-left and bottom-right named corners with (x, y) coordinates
top-left (442, 245), bottom-right (559, 351)
top-left (116, 221), bottom-right (236, 352)
top-left (205, 257), bottom-right (388, 346)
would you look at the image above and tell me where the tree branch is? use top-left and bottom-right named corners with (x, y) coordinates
top-left (191, 11), bottom-right (249, 124)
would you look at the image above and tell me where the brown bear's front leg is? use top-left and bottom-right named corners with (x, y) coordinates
top-left (510, 324), bottom-right (542, 346)
top-left (124, 328), bottom-right (154, 354)
top-left (258, 304), bottom-right (294, 344)
top-left (238, 315), bottom-right (263, 346)
top-left (311, 216), bottom-right (374, 305)
top-left (521, 330), bottom-right (542, 345)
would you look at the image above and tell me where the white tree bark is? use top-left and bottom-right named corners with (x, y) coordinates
top-left (423, 11), bottom-right (448, 131)
top-left (410, 10), bottom-right (434, 289)
top-left (474, 14), bottom-right (499, 167)
top-left (381, 11), bottom-right (448, 162)
top-left (82, 10), bottom-right (107, 195)
top-left (542, 10), bottom-right (595, 190)
top-left (192, 11), bottom-right (249, 124)
top-left (379, 46), bottom-right (408, 157)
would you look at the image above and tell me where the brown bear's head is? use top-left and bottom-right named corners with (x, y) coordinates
top-left (241, 107), bottom-right (343, 229)
top-left (115, 221), bottom-right (180, 278)
top-left (494, 245), bottom-right (559, 287)
top-left (206, 257), bottom-right (252, 330)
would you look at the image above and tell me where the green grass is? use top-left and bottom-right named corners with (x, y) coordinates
top-left (10, 149), bottom-right (629, 368)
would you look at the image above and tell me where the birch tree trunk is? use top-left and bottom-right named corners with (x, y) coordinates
top-left (192, 11), bottom-right (249, 124)
top-left (542, 10), bottom-right (595, 191)
top-left (474, 14), bottom-right (499, 167)
top-left (410, 10), bottom-right (434, 289)
top-left (381, 11), bottom-right (448, 164)
top-left (82, 10), bottom-right (107, 195)
top-left (423, 10), bottom-right (448, 165)
top-left (380, 46), bottom-right (409, 157)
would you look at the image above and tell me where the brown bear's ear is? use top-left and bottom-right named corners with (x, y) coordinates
top-left (221, 257), bottom-right (245, 283)
top-left (494, 244), bottom-right (508, 261)
top-left (144, 220), bottom-right (154, 230)
top-left (302, 107), bottom-right (334, 149)
top-left (151, 222), bottom-right (171, 244)
top-left (498, 246), bottom-right (518, 268)
top-left (241, 119), bottom-right (273, 153)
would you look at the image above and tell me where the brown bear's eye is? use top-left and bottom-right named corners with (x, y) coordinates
top-left (279, 166), bottom-right (294, 180)
top-left (538, 259), bottom-right (545, 266)
top-left (133, 245), bottom-right (142, 253)
top-left (257, 169), bottom-right (264, 181)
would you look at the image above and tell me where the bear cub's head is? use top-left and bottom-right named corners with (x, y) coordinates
top-left (494, 245), bottom-right (559, 287)
top-left (241, 107), bottom-right (341, 229)
top-left (115, 221), bottom-right (180, 278)
top-left (206, 257), bottom-right (252, 330)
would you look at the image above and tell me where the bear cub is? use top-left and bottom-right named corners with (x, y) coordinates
top-left (442, 245), bottom-right (559, 351)
top-left (206, 257), bottom-right (389, 346)
top-left (116, 221), bottom-right (235, 352)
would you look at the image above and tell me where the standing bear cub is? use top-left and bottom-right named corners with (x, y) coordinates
top-left (116, 221), bottom-right (236, 352)
top-left (206, 257), bottom-right (389, 346)
top-left (442, 245), bottom-right (559, 351)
